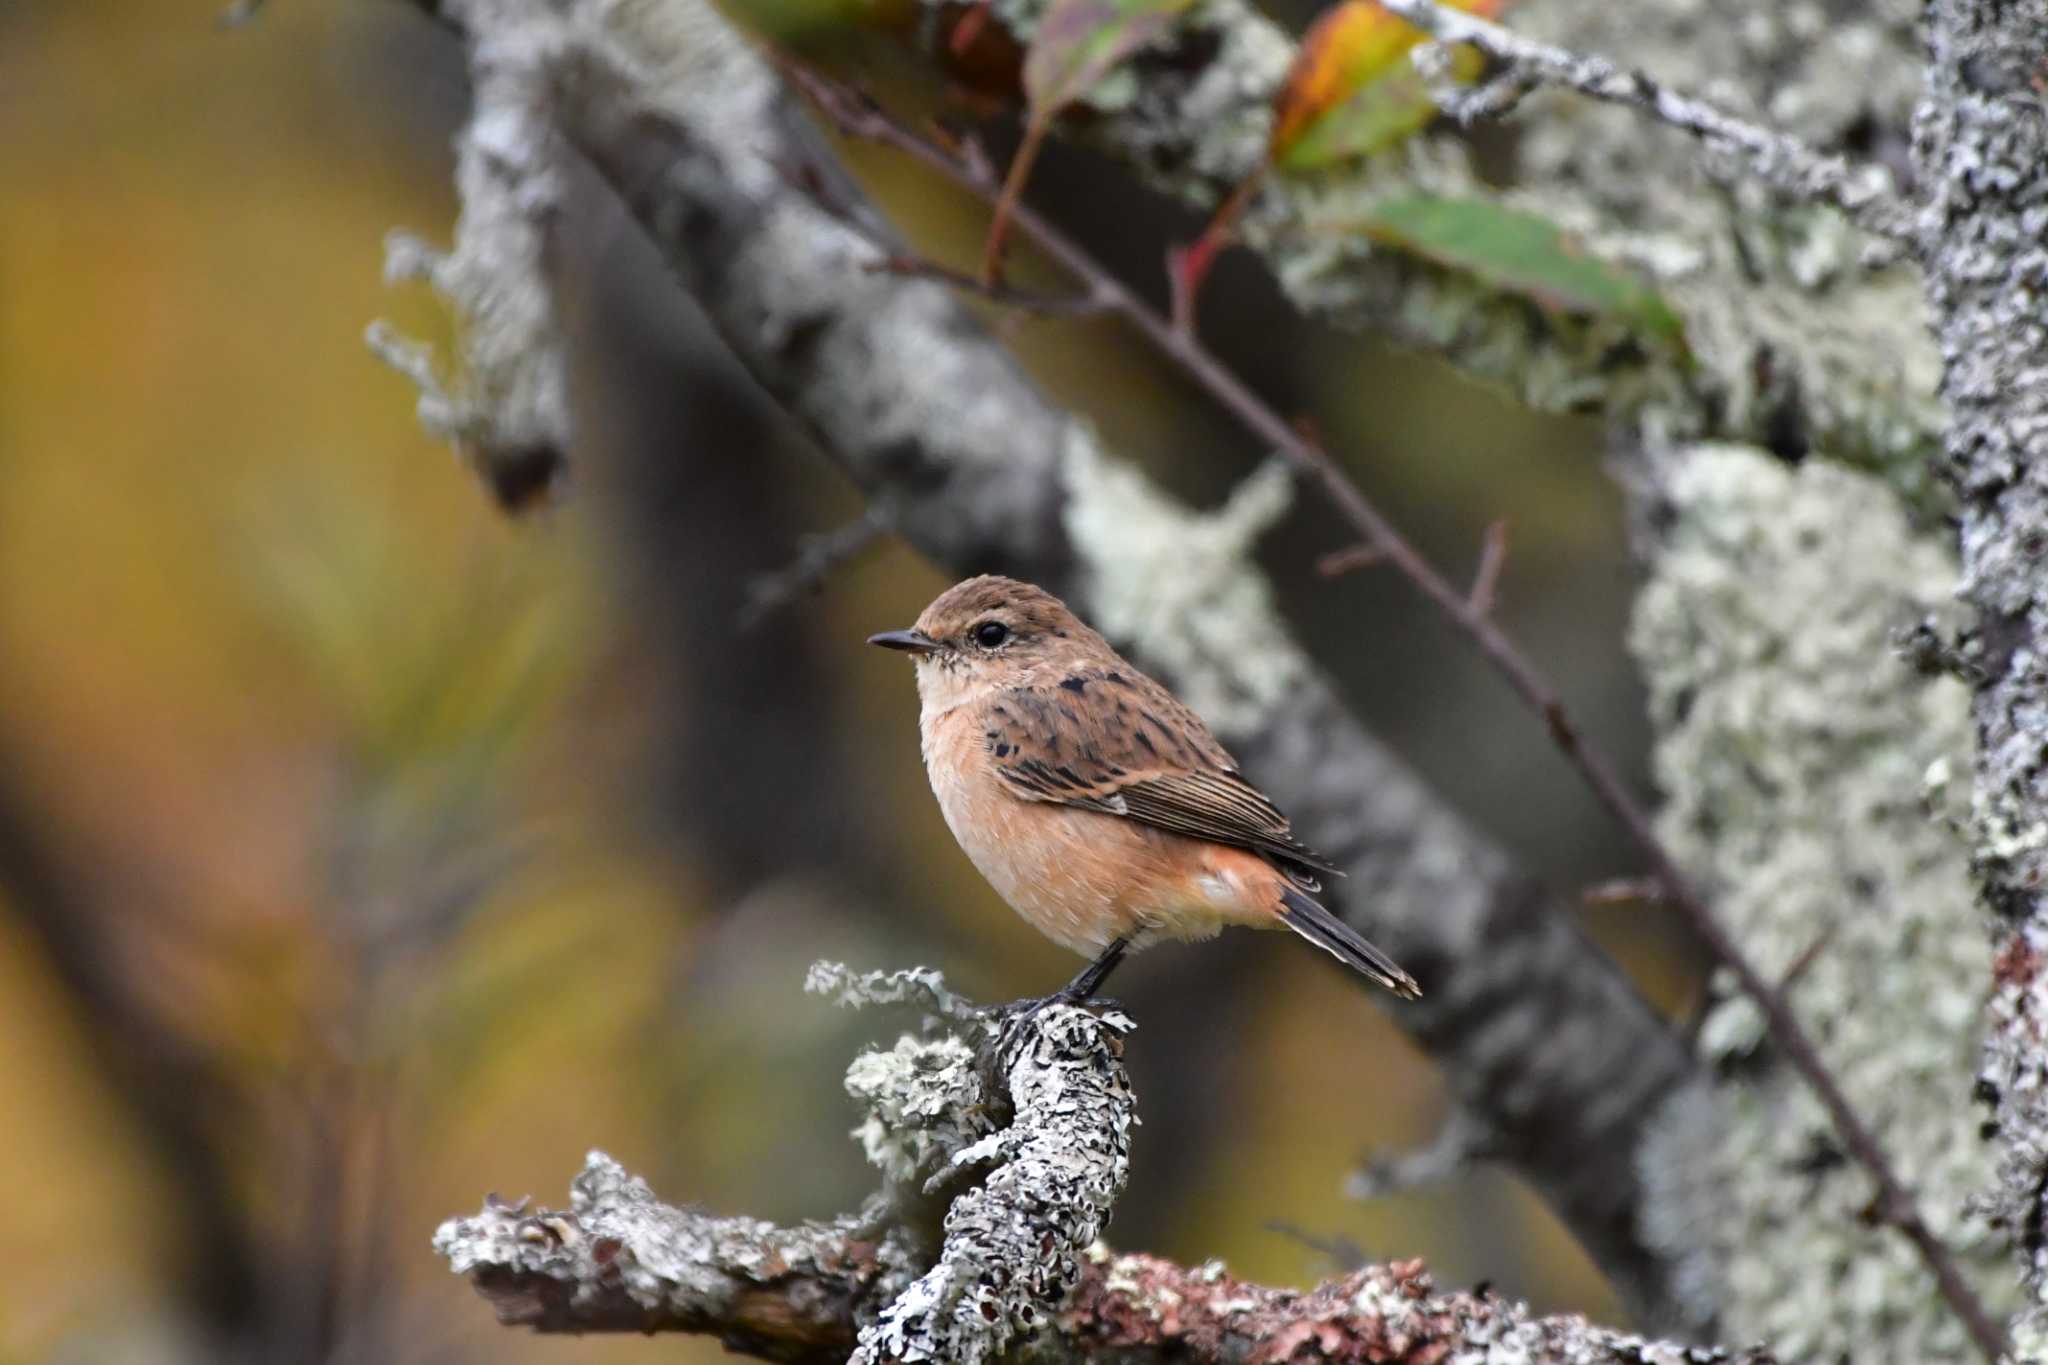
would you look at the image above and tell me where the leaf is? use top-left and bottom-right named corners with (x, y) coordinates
top-left (1276, 47), bottom-right (1483, 168)
top-left (985, 0), bottom-right (1193, 279)
top-left (1269, 0), bottom-right (1498, 170)
top-left (1023, 0), bottom-right (1194, 114)
top-left (1354, 194), bottom-right (1685, 342)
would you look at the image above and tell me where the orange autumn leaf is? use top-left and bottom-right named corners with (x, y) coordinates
top-left (1269, 0), bottom-right (1502, 165)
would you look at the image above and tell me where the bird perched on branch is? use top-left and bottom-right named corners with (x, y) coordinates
top-left (870, 575), bottom-right (1420, 1004)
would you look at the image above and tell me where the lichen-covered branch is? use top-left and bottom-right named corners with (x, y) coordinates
top-left (435, 1157), bottom-right (894, 1351)
top-left (894, 0), bottom-right (1943, 487)
top-left (366, 28), bottom-right (573, 510)
top-left (854, 1005), bottom-right (1134, 1364)
top-left (1629, 445), bottom-right (2013, 1359)
top-left (437, 1156), bottom-right (1784, 1362)
top-left (1910, 0), bottom-right (2048, 1356)
top-left (383, 0), bottom-right (1704, 1327)
top-left (436, 969), bottom-right (1773, 1362)
top-left (439, 1158), bottom-right (1782, 1363)
top-left (787, 63), bottom-right (2004, 1357)
top-left (439, 970), bottom-right (1132, 1365)
top-left (1377, 0), bottom-right (1914, 242)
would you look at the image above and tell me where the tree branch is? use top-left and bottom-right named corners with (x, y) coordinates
top-left (387, 0), bottom-right (1706, 1326)
top-left (1911, 0), bottom-right (2048, 1352)
top-left (436, 971), bottom-right (1776, 1362)
top-left (881, 0), bottom-right (1942, 481)
top-left (781, 64), bottom-right (2006, 1363)
top-left (1376, 0), bottom-right (1916, 243)
top-left (439, 1154), bottom-right (1782, 1362)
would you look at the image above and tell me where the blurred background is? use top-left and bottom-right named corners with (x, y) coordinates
top-left (1, 0), bottom-right (1702, 1359)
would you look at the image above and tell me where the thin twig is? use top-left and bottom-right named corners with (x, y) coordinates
top-left (739, 510), bottom-right (895, 629)
top-left (1347, 1108), bottom-right (1497, 1201)
top-left (782, 62), bottom-right (2005, 1363)
top-left (1378, 0), bottom-right (1918, 245)
top-left (1581, 876), bottom-right (1666, 907)
top-left (865, 256), bottom-right (1110, 317)
top-left (1778, 920), bottom-right (1842, 995)
top-left (1262, 1222), bottom-right (1367, 1271)
top-left (1318, 543), bottom-right (1388, 578)
top-left (1410, 41), bottom-right (1537, 123)
top-left (1468, 519), bottom-right (1509, 617)
top-left (215, 0), bottom-right (270, 26)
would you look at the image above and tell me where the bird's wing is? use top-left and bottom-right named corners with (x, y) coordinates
top-left (982, 670), bottom-right (1341, 887)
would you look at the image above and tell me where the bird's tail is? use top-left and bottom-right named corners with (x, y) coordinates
top-left (1278, 885), bottom-right (1421, 999)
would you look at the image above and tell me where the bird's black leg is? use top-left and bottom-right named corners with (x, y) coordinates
top-left (1057, 936), bottom-right (1128, 1004)
top-left (992, 937), bottom-right (1131, 1023)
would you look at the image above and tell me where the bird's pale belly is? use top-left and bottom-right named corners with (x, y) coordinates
top-left (923, 722), bottom-right (1257, 956)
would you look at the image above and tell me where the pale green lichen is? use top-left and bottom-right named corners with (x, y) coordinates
top-left (852, 1005), bottom-right (1136, 1365)
top-left (1060, 435), bottom-right (1304, 735)
top-left (806, 960), bottom-right (982, 1023)
top-left (907, 0), bottom-right (1945, 497)
top-left (845, 1033), bottom-right (990, 1187)
top-left (1502, 0), bottom-right (1942, 498)
top-left (370, 33), bottom-right (576, 500)
top-left (1630, 445), bottom-right (2010, 1360)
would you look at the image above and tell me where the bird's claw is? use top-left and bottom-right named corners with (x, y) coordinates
top-left (986, 990), bottom-right (1124, 1024)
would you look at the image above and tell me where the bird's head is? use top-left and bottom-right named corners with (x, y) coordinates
top-left (869, 575), bottom-right (1101, 707)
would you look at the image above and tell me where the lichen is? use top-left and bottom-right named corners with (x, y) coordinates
top-left (369, 18), bottom-right (575, 507)
top-left (807, 960), bottom-right (983, 1023)
top-left (846, 1033), bottom-right (991, 1188)
top-left (852, 1005), bottom-right (1137, 1365)
top-left (1060, 437), bottom-right (1304, 734)
top-left (1629, 444), bottom-right (2011, 1359)
top-left (904, 0), bottom-right (1945, 491)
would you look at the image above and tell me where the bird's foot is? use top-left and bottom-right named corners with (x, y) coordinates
top-left (985, 988), bottom-right (1123, 1024)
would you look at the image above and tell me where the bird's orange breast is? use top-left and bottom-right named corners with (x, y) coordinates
top-left (920, 703), bottom-right (1282, 955)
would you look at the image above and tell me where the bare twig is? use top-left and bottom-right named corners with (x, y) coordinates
top-left (1379, 0), bottom-right (1918, 245)
top-left (1317, 543), bottom-right (1387, 578)
top-left (1412, 41), bottom-right (1537, 123)
top-left (1262, 1222), bottom-right (1367, 1271)
top-left (215, 0), bottom-right (270, 26)
top-left (865, 255), bottom-right (1110, 317)
top-left (1347, 1108), bottom-right (1498, 1200)
top-left (772, 133), bottom-right (1110, 319)
top-left (1778, 921), bottom-right (1842, 995)
top-left (739, 510), bottom-right (894, 629)
top-left (1581, 876), bottom-right (1666, 907)
top-left (784, 63), bottom-right (2006, 1362)
top-left (1467, 518), bottom-right (1509, 617)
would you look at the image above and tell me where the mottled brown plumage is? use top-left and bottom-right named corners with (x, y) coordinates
top-left (870, 575), bottom-right (1419, 1000)
top-left (979, 666), bottom-right (1340, 890)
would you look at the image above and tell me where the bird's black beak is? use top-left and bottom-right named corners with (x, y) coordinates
top-left (868, 628), bottom-right (941, 655)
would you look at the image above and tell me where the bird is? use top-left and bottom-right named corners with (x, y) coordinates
top-left (869, 574), bottom-right (1420, 1005)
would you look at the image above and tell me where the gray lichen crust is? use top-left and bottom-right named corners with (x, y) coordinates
top-left (1062, 446), bottom-right (1303, 736)
top-left (905, 0), bottom-right (1944, 488)
top-left (1912, 2), bottom-right (2048, 1354)
top-left (1630, 445), bottom-right (2011, 1359)
top-left (368, 21), bottom-right (576, 506)
top-left (432, 967), bottom-right (1772, 1360)
top-left (855, 1006), bottom-right (1135, 1364)
top-left (434, 965), bottom-right (1134, 1360)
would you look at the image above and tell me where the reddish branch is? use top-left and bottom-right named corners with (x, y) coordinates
top-left (440, 1156), bottom-right (1778, 1363)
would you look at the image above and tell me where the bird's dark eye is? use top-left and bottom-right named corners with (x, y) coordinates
top-left (973, 620), bottom-right (1011, 648)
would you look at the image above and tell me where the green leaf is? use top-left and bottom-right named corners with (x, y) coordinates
top-left (1274, 65), bottom-right (1442, 169)
top-left (1356, 194), bottom-right (1685, 343)
top-left (1023, 0), bottom-right (1194, 115)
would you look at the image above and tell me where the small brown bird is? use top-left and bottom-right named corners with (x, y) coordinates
top-left (870, 575), bottom-right (1420, 1003)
